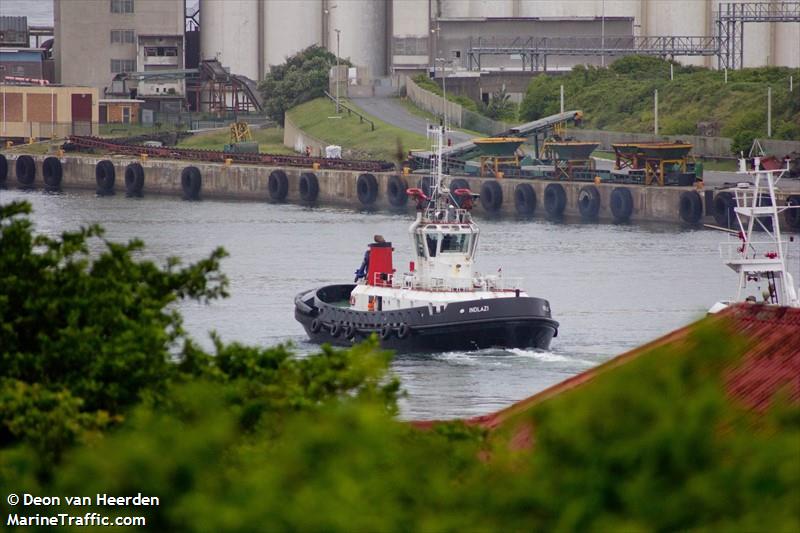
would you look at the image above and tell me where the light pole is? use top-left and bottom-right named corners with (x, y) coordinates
top-left (430, 22), bottom-right (440, 79)
top-left (601, 0), bottom-right (606, 67)
top-left (335, 28), bottom-right (341, 114)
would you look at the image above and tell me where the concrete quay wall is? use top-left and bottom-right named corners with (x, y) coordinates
top-left (0, 152), bottom-right (746, 226)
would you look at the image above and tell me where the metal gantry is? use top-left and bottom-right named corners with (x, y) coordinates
top-left (466, 2), bottom-right (800, 71)
top-left (717, 1), bottom-right (800, 69)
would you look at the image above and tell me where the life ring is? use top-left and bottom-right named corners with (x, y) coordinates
top-left (397, 323), bottom-right (410, 339)
top-left (310, 318), bottom-right (322, 333)
top-left (329, 322), bottom-right (342, 338)
top-left (344, 324), bottom-right (357, 340)
top-left (180, 166), bottom-right (202, 200)
top-left (124, 162), bottom-right (145, 196)
top-left (268, 169), bottom-right (288, 201)
top-left (449, 178), bottom-right (471, 207)
top-left (679, 191), bottom-right (703, 224)
top-left (610, 187), bottom-right (633, 223)
top-left (357, 173), bottom-right (378, 205)
top-left (578, 185), bottom-right (601, 220)
top-left (544, 183), bottom-right (566, 218)
top-left (785, 195), bottom-right (800, 230)
top-left (380, 325), bottom-right (393, 340)
top-left (386, 175), bottom-right (408, 207)
top-left (480, 180), bottom-right (503, 213)
top-left (42, 156), bottom-right (63, 190)
top-left (0, 154), bottom-right (8, 186)
top-left (95, 160), bottom-right (115, 194)
top-left (15, 155), bottom-right (36, 187)
top-left (299, 172), bottom-right (319, 203)
top-left (712, 191), bottom-right (736, 228)
top-left (514, 183), bottom-right (536, 216)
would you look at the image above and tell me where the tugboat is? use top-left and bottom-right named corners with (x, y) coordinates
top-left (294, 125), bottom-right (559, 352)
top-left (709, 156), bottom-right (800, 313)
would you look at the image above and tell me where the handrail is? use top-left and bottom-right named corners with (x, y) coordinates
top-left (323, 90), bottom-right (375, 131)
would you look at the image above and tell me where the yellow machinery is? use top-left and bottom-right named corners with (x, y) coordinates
top-left (230, 121), bottom-right (252, 143)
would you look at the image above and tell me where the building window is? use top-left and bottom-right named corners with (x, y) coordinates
top-left (145, 46), bottom-right (178, 57)
top-left (110, 0), bottom-right (134, 13)
top-left (111, 59), bottom-right (137, 73)
top-left (122, 106), bottom-right (131, 123)
top-left (110, 29), bottom-right (135, 44)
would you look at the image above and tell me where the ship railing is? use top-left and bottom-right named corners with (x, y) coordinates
top-left (422, 207), bottom-right (474, 224)
top-left (389, 274), bottom-right (524, 292)
top-left (719, 240), bottom-right (790, 262)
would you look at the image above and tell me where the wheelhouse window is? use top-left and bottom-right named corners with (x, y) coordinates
top-left (440, 233), bottom-right (470, 253)
top-left (415, 234), bottom-right (426, 258)
top-left (425, 234), bottom-right (439, 258)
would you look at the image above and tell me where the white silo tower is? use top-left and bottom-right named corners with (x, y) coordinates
top-left (263, 0), bottom-right (323, 68)
top-left (327, 0), bottom-right (388, 76)
top-left (199, 0), bottom-right (259, 79)
top-left (774, 21), bottom-right (800, 68)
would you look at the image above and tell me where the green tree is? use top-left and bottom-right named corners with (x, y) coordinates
top-left (482, 87), bottom-right (516, 121)
top-left (259, 45), bottom-right (348, 125)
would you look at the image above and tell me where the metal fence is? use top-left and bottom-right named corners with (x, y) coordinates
top-left (1, 121), bottom-right (94, 140)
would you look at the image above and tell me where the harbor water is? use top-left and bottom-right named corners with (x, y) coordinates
top-left (5, 188), bottom-right (796, 419)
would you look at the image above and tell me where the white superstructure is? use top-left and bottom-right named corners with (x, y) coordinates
top-left (710, 157), bottom-right (800, 313)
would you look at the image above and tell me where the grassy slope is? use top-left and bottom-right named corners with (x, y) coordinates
top-left (521, 59), bottom-right (800, 141)
top-left (287, 98), bottom-right (428, 162)
top-left (177, 127), bottom-right (293, 154)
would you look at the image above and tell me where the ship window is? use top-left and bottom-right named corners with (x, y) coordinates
top-left (415, 234), bottom-right (426, 257)
top-left (441, 233), bottom-right (470, 253)
top-left (426, 233), bottom-right (439, 257)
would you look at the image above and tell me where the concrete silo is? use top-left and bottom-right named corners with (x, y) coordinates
top-left (327, 0), bottom-right (387, 76)
top-left (263, 0), bottom-right (323, 68)
top-left (199, 0), bottom-right (260, 79)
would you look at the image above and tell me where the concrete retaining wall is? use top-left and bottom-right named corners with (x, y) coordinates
top-left (282, 115), bottom-right (328, 158)
top-left (1, 152), bottom-right (736, 227)
top-left (571, 129), bottom-right (800, 158)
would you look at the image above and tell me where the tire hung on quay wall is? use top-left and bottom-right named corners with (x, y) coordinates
top-left (514, 183), bottom-right (536, 216)
top-left (578, 185), bottom-right (601, 220)
top-left (42, 156), bottom-right (63, 190)
top-left (543, 183), bottom-right (566, 218)
top-left (449, 178), bottom-right (471, 207)
top-left (357, 173), bottom-right (378, 205)
top-left (124, 163), bottom-right (145, 196)
top-left (712, 191), bottom-right (736, 228)
top-left (679, 191), bottom-right (703, 224)
top-left (15, 155), bottom-right (36, 187)
top-left (299, 172), bottom-right (319, 203)
top-left (268, 169), bottom-right (288, 201)
top-left (785, 195), bottom-right (800, 230)
top-left (480, 180), bottom-right (503, 213)
top-left (180, 166), bottom-right (202, 200)
top-left (386, 175), bottom-right (408, 207)
top-left (0, 154), bottom-right (9, 186)
top-left (417, 176), bottom-right (435, 198)
top-left (610, 187), bottom-right (633, 223)
top-left (95, 160), bottom-right (115, 195)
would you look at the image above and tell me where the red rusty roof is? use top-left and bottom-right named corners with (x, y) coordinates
top-left (414, 304), bottom-right (800, 436)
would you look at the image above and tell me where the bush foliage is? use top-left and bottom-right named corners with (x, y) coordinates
top-left (259, 45), bottom-right (349, 125)
top-left (1, 200), bottom-right (798, 531)
top-left (520, 56), bottom-right (800, 148)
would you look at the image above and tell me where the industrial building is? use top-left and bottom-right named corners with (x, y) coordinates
top-left (53, 0), bottom-right (185, 107)
top-left (0, 84), bottom-right (98, 139)
top-left (200, 0), bottom-right (800, 82)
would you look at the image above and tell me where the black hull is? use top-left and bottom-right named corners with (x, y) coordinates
top-left (295, 284), bottom-right (559, 353)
